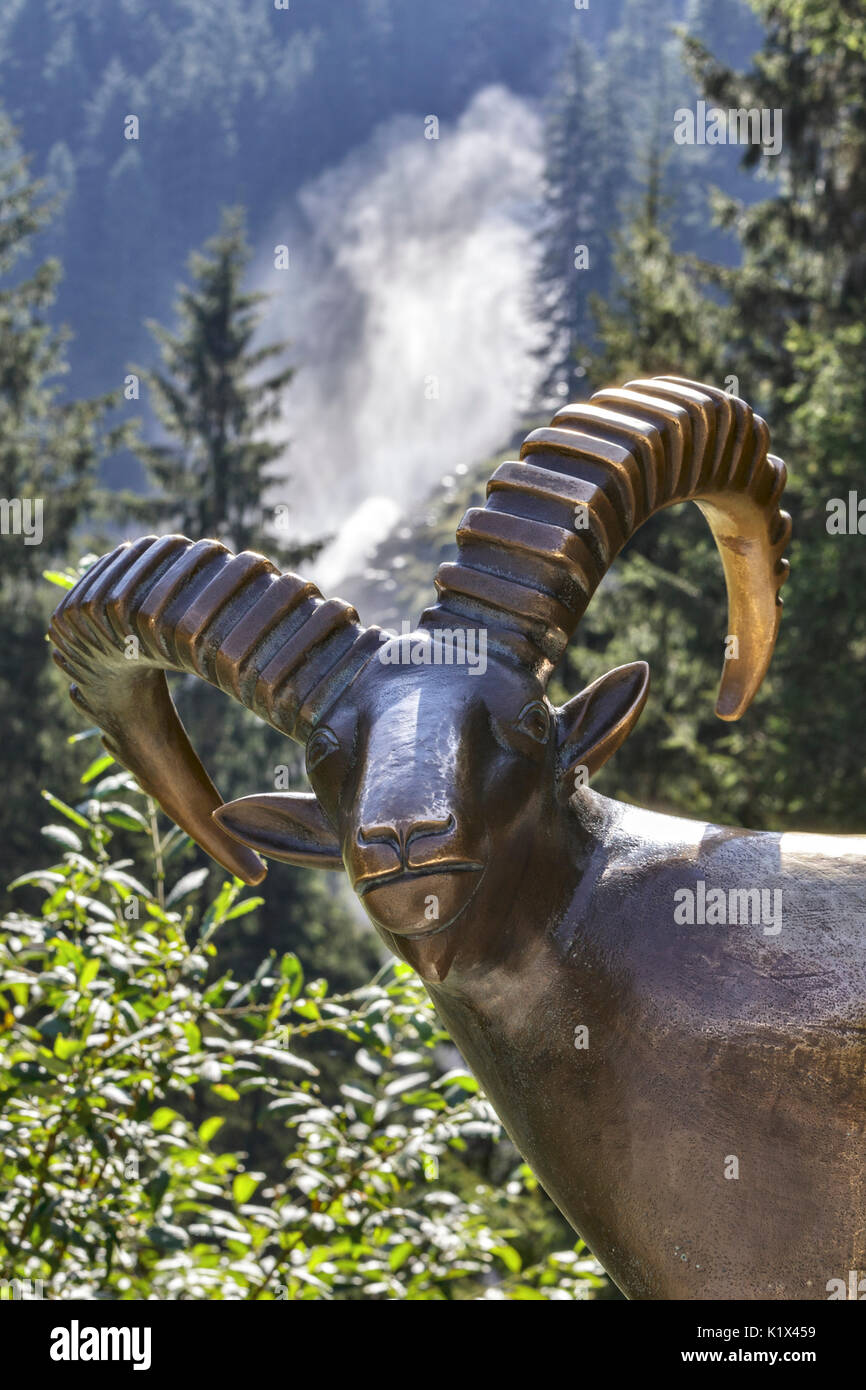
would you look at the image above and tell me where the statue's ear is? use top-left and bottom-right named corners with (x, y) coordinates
top-left (212, 793), bottom-right (343, 871)
top-left (555, 661), bottom-right (649, 797)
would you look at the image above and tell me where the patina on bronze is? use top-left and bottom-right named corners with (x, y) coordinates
top-left (50, 377), bottom-right (866, 1301)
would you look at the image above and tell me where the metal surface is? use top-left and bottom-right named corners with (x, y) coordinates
top-left (50, 376), bottom-right (866, 1300)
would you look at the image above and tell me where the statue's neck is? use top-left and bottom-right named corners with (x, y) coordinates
top-left (422, 790), bottom-right (609, 997)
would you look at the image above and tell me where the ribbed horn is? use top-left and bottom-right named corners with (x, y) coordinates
top-left (421, 376), bottom-right (791, 719)
top-left (49, 536), bottom-right (383, 883)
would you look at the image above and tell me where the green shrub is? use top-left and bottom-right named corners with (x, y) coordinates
top-left (0, 768), bottom-right (605, 1300)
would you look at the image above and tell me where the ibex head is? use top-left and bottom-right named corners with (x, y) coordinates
top-left (50, 377), bottom-right (790, 982)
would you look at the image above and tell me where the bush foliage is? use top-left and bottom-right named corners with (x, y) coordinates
top-left (0, 764), bottom-right (604, 1301)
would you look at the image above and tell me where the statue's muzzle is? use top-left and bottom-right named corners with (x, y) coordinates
top-left (349, 811), bottom-right (485, 934)
top-left (358, 862), bottom-right (485, 936)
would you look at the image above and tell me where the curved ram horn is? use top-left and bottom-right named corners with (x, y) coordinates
top-left (421, 376), bottom-right (791, 719)
top-left (49, 536), bottom-right (383, 883)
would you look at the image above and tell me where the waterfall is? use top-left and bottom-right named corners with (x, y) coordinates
top-left (254, 85), bottom-right (547, 594)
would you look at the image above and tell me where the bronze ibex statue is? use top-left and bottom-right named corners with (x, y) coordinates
top-left (50, 377), bottom-right (866, 1301)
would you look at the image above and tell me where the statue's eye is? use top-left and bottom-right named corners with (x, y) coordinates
top-left (516, 701), bottom-right (550, 745)
top-left (307, 728), bottom-right (339, 772)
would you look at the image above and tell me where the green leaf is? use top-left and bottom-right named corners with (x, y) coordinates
top-left (43, 569), bottom-right (76, 590)
top-left (147, 1223), bottom-right (188, 1252)
top-left (145, 1171), bottom-right (171, 1212)
top-left (116, 1000), bottom-right (140, 1030)
top-left (232, 1173), bottom-right (259, 1204)
top-left (92, 772), bottom-right (139, 797)
top-left (102, 867), bottom-right (152, 899)
top-left (198, 1116), bottom-right (224, 1144)
top-left (100, 1083), bottom-right (133, 1107)
top-left (280, 952), bottom-right (304, 999)
top-left (388, 1242), bottom-right (414, 1271)
top-left (212, 1083), bottom-right (240, 1101)
top-left (199, 880), bottom-right (240, 941)
top-left (8, 869), bottom-right (65, 891)
top-left (103, 802), bottom-right (149, 832)
top-left (54, 1036), bottom-right (84, 1060)
top-left (223, 897), bottom-right (264, 921)
top-left (40, 791), bottom-right (91, 830)
top-left (67, 727), bottom-right (100, 743)
top-left (78, 958), bottom-right (99, 991)
top-left (41, 823), bottom-right (83, 852)
top-left (80, 753), bottom-right (115, 784)
top-left (435, 1069), bottom-right (479, 1093)
top-left (254, 1046), bottom-right (318, 1076)
top-left (492, 1245), bottom-right (522, 1274)
top-left (383, 1072), bottom-right (430, 1097)
top-left (340, 1084), bottom-right (376, 1106)
top-left (166, 868), bottom-right (210, 906)
top-left (151, 1107), bottom-right (180, 1131)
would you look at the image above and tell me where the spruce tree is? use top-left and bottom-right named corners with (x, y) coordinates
top-left (567, 1), bottom-right (866, 836)
top-left (678, 0), bottom-right (866, 832)
top-left (682, 0), bottom-right (764, 68)
top-left (137, 206), bottom-right (317, 567)
top-left (556, 163), bottom-right (736, 823)
top-left (0, 111), bottom-right (119, 889)
top-left (537, 0), bottom-right (721, 405)
top-left (536, 32), bottom-right (605, 403)
top-left (589, 158), bottom-right (728, 387)
top-left (134, 206), bottom-right (377, 989)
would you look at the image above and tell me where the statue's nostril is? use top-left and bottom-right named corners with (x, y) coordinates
top-left (406, 813), bottom-right (455, 847)
top-left (358, 815), bottom-right (456, 855)
top-left (357, 822), bottom-right (401, 850)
